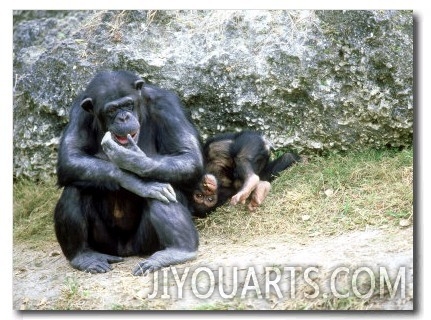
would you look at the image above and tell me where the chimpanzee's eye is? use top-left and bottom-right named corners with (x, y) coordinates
top-left (123, 103), bottom-right (134, 112)
top-left (107, 106), bottom-right (117, 116)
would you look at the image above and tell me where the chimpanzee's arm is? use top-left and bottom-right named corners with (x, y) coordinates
top-left (57, 107), bottom-right (120, 188)
top-left (57, 106), bottom-right (176, 202)
top-left (102, 131), bottom-right (202, 185)
top-left (101, 105), bottom-right (203, 185)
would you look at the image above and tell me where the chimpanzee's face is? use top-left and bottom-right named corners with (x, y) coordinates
top-left (102, 96), bottom-right (141, 146)
top-left (192, 174), bottom-right (219, 214)
top-left (80, 76), bottom-right (145, 147)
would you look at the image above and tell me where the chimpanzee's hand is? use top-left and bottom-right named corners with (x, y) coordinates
top-left (118, 172), bottom-right (177, 203)
top-left (101, 131), bottom-right (153, 175)
top-left (137, 181), bottom-right (177, 203)
top-left (125, 133), bottom-right (141, 152)
top-left (101, 131), bottom-right (143, 158)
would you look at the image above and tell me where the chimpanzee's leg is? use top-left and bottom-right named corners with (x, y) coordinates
top-left (54, 187), bottom-right (123, 273)
top-left (132, 198), bottom-right (199, 276)
top-left (230, 175), bottom-right (260, 205)
top-left (230, 155), bottom-right (261, 205)
top-left (260, 152), bottom-right (301, 181)
top-left (229, 133), bottom-right (271, 205)
top-left (248, 181), bottom-right (272, 211)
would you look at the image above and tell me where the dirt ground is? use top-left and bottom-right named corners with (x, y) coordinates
top-left (13, 224), bottom-right (413, 311)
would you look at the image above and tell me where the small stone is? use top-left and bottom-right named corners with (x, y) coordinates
top-left (49, 251), bottom-right (61, 257)
top-left (324, 189), bottom-right (334, 197)
top-left (399, 219), bottom-right (411, 227)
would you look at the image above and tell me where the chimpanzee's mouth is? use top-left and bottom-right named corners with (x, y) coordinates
top-left (113, 131), bottom-right (138, 145)
top-left (202, 174), bottom-right (218, 193)
top-left (203, 181), bottom-right (217, 191)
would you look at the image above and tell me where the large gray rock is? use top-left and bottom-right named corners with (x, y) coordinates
top-left (13, 10), bottom-right (413, 180)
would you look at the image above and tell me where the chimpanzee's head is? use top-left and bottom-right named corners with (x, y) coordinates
top-left (80, 70), bottom-right (144, 146)
top-left (191, 174), bottom-right (219, 216)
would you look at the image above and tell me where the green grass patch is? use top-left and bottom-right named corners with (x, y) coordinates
top-left (196, 148), bottom-right (413, 241)
top-left (13, 176), bottom-right (60, 244)
top-left (13, 148), bottom-right (413, 248)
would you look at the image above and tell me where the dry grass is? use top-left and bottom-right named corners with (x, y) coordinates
top-left (13, 148), bottom-right (413, 311)
top-left (13, 148), bottom-right (413, 246)
top-left (13, 176), bottom-right (59, 243)
top-left (195, 148), bottom-right (413, 242)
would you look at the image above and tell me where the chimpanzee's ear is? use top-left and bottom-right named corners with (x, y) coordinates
top-left (134, 79), bottom-right (144, 91)
top-left (80, 97), bottom-right (94, 113)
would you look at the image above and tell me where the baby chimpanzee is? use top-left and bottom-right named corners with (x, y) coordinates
top-left (191, 131), bottom-right (299, 217)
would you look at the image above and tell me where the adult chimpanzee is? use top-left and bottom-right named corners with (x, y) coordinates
top-left (191, 131), bottom-right (300, 217)
top-left (54, 70), bottom-right (203, 276)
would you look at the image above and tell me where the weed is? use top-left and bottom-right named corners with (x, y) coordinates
top-left (13, 177), bottom-right (59, 243)
top-left (196, 148), bottom-right (413, 241)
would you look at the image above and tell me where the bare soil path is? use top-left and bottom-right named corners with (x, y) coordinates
top-left (13, 225), bottom-right (413, 310)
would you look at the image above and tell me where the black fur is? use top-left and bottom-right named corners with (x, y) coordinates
top-left (191, 131), bottom-right (299, 217)
top-left (54, 70), bottom-right (203, 275)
